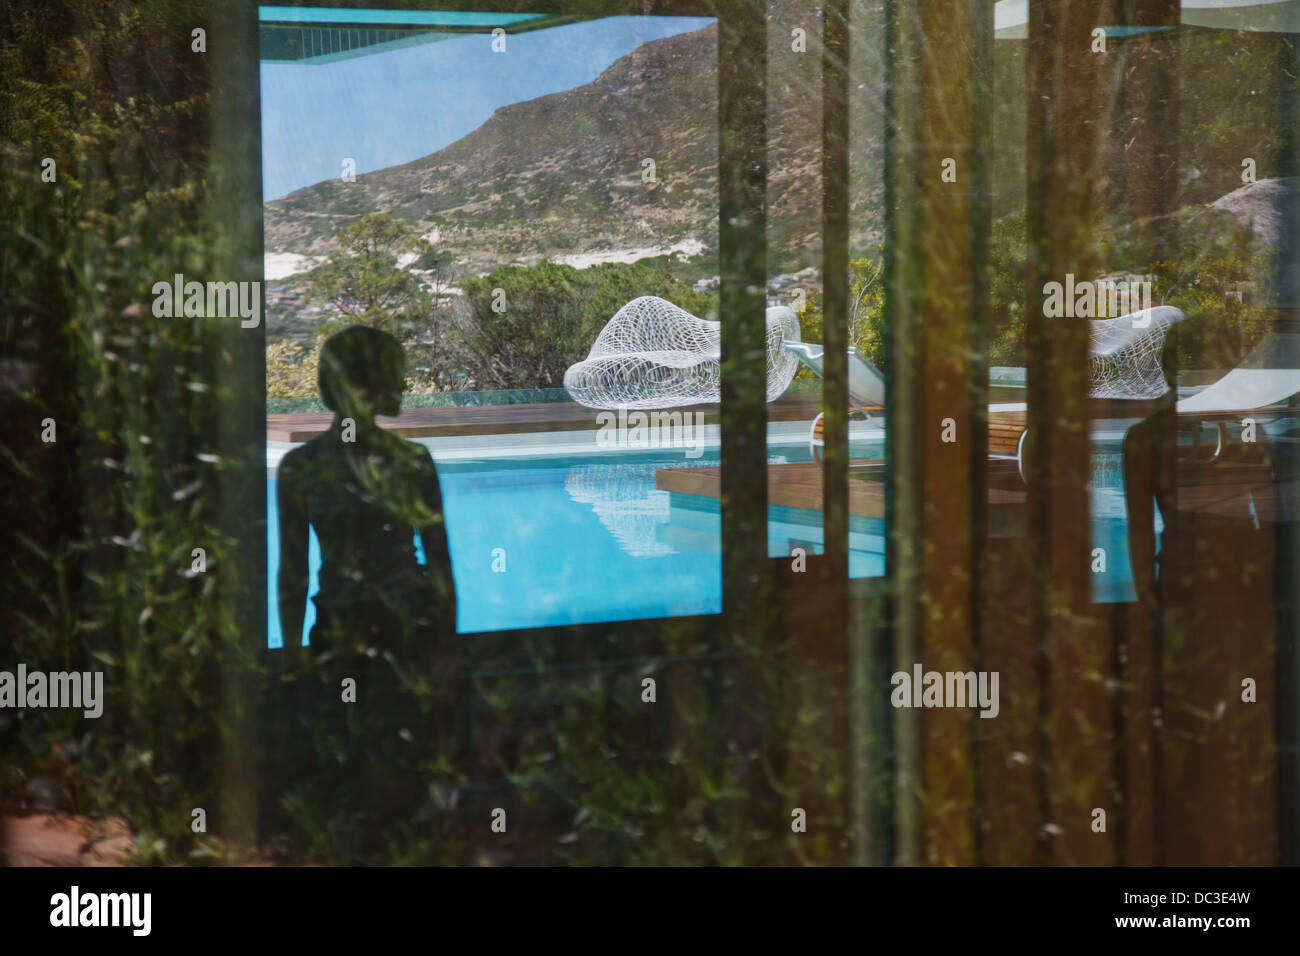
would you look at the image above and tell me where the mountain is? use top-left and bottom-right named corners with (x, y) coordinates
top-left (263, 22), bottom-right (884, 279)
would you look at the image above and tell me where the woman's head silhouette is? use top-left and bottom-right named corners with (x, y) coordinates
top-left (319, 325), bottom-right (406, 420)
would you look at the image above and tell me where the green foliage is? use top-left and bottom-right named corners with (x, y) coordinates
top-left (986, 212), bottom-right (1030, 367)
top-left (290, 226), bottom-right (717, 397)
top-left (266, 339), bottom-right (321, 399)
top-left (455, 261), bottom-right (587, 392)
top-left (455, 260), bottom-right (716, 391)
top-left (1, 0), bottom-right (259, 864)
top-left (577, 261), bottom-right (718, 343)
top-left (794, 252), bottom-right (885, 379)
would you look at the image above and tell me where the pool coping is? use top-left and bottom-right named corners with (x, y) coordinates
top-left (266, 393), bottom-right (829, 442)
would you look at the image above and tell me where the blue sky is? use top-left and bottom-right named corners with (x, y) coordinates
top-left (260, 15), bottom-right (714, 201)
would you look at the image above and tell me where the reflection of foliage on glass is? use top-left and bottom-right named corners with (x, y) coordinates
top-left (982, 210), bottom-right (1268, 373)
top-left (1, 0), bottom-right (256, 864)
top-left (1177, 30), bottom-right (1300, 208)
top-left (0, 0), bottom-right (870, 869)
top-left (1150, 222), bottom-right (1272, 372)
top-left (986, 212), bottom-right (1030, 368)
top-left (486, 622), bottom-right (856, 866)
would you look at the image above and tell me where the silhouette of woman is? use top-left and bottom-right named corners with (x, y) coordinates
top-left (277, 325), bottom-right (455, 657)
top-left (274, 325), bottom-right (458, 854)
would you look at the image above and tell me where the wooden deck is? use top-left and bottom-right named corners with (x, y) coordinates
top-left (267, 393), bottom-right (827, 443)
top-left (655, 460), bottom-right (1028, 520)
top-left (657, 461), bottom-right (888, 516)
top-left (987, 409), bottom-right (1027, 456)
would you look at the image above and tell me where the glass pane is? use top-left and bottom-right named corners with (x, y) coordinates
top-left (259, 8), bottom-right (722, 643)
top-left (8, 0), bottom-right (1300, 875)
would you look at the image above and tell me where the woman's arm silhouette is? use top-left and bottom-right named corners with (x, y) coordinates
top-left (418, 450), bottom-right (456, 618)
top-left (277, 450), bottom-right (310, 654)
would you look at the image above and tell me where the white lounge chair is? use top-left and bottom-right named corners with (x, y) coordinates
top-left (782, 342), bottom-right (886, 460)
top-left (781, 342), bottom-right (886, 408)
top-left (1174, 332), bottom-right (1300, 460)
top-left (1177, 333), bottom-right (1300, 414)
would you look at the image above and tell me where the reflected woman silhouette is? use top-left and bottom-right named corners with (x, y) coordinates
top-left (1123, 333), bottom-right (1179, 607)
top-left (274, 326), bottom-right (458, 853)
top-left (277, 325), bottom-right (456, 657)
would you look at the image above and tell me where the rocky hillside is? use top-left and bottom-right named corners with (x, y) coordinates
top-left (264, 22), bottom-right (883, 278)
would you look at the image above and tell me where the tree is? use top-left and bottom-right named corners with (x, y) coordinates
top-left (794, 252), bottom-right (885, 380)
top-left (266, 339), bottom-right (321, 398)
top-left (308, 213), bottom-right (456, 387)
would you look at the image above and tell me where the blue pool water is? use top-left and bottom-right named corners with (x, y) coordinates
top-left (266, 439), bottom-right (1155, 647)
top-left (267, 446), bottom-right (884, 646)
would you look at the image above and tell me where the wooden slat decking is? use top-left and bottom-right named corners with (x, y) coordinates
top-left (655, 460), bottom-right (1027, 518)
top-left (267, 393), bottom-right (828, 443)
top-left (988, 409), bottom-right (1028, 456)
top-left (810, 406), bottom-right (884, 442)
top-left (657, 461), bottom-right (887, 516)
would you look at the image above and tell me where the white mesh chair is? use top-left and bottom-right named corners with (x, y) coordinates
top-left (563, 296), bottom-right (802, 409)
top-left (1088, 306), bottom-right (1185, 399)
top-left (564, 459), bottom-right (718, 557)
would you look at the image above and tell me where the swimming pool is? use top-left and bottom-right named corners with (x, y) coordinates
top-left (266, 443), bottom-right (888, 646)
top-left (265, 432), bottom-right (1164, 646)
